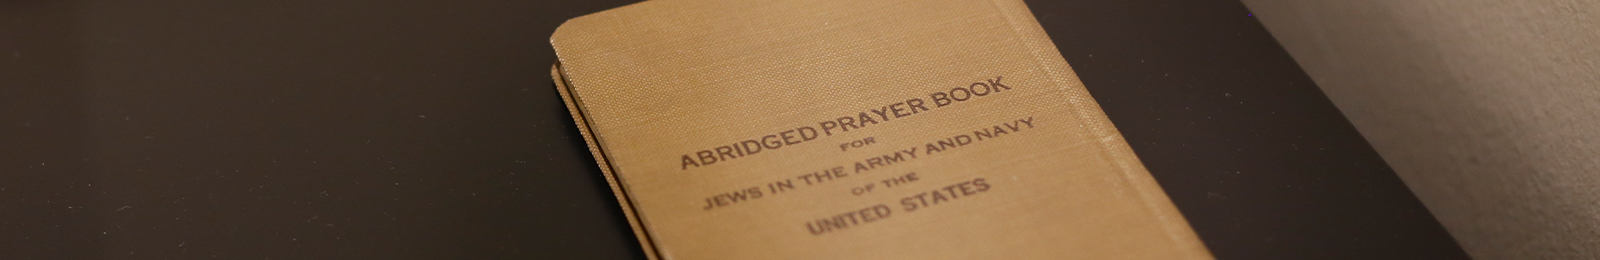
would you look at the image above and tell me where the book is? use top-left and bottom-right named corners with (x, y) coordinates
top-left (550, 0), bottom-right (1212, 258)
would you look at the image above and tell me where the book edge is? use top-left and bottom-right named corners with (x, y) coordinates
top-left (551, 64), bottom-right (663, 260)
top-left (986, 0), bottom-right (1215, 258)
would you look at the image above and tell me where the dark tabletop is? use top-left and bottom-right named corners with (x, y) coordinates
top-left (2, 0), bottom-right (1466, 259)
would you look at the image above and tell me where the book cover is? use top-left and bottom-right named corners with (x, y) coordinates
top-left (551, 0), bottom-right (1212, 258)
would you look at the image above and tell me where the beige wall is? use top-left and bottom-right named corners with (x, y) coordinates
top-left (1239, 0), bottom-right (1600, 259)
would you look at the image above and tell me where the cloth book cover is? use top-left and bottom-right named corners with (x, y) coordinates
top-left (550, 0), bottom-right (1213, 259)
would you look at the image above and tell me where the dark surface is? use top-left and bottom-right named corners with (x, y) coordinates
top-left (0, 0), bottom-right (1466, 259)
top-left (1035, 1), bottom-right (1470, 259)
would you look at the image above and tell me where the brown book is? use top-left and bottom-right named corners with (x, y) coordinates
top-left (550, 0), bottom-right (1212, 259)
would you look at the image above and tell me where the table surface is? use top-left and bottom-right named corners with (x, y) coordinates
top-left (1, 0), bottom-right (1467, 259)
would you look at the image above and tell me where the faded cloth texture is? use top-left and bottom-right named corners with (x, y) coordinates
top-left (1242, 0), bottom-right (1600, 259)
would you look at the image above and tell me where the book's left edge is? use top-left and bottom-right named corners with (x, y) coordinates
top-left (551, 63), bottom-right (662, 260)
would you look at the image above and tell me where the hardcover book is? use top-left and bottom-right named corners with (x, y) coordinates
top-left (550, 0), bottom-right (1213, 258)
